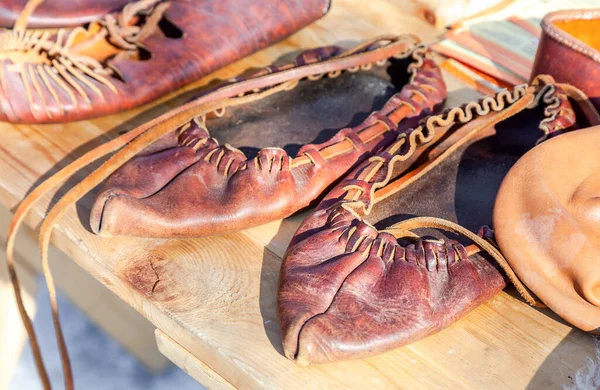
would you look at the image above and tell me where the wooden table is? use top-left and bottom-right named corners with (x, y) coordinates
top-left (1, 0), bottom-right (596, 388)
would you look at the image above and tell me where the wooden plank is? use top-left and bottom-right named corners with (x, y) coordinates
top-left (156, 329), bottom-right (235, 390)
top-left (0, 0), bottom-right (595, 389)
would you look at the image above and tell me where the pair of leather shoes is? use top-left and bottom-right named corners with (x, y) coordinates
top-left (8, 29), bottom-right (600, 372)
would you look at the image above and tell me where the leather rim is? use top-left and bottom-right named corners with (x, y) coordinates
top-left (541, 9), bottom-right (600, 63)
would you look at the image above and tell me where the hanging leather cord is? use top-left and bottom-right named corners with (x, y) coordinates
top-left (385, 217), bottom-right (545, 307)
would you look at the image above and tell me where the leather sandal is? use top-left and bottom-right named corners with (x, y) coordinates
top-left (0, 0), bottom-right (134, 29)
top-left (0, 0), bottom-right (329, 123)
top-left (4, 35), bottom-right (445, 389)
top-left (277, 76), bottom-right (579, 365)
top-left (87, 36), bottom-right (446, 237)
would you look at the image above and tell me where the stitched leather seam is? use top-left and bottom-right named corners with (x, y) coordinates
top-left (541, 10), bottom-right (600, 62)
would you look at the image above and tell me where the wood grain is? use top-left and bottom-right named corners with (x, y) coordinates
top-left (0, 0), bottom-right (595, 389)
top-left (0, 207), bottom-right (170, 372)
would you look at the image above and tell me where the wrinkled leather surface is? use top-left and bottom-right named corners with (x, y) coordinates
top-left (278, 80), bottom-right (577, 364)
top-left (0, 0), bottom-right (329, 123)
top-left (0, 0), bottom-right (133, 28)
top-left (89, 40), bottom-right (447, 237)
top-left (532, 9), bottom-right (600, 112)
top-left (494, 125), bottom-right (600, 334)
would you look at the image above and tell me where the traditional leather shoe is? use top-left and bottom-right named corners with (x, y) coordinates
top-left (532, 9), bottom-right (600, 115)
top-left (494, 125), bottom-right (600, 334)
top-left (88, 36), bottom-right (447, 238)
top-left (0, 0), bottom-right (134, 29)
top-left (277, 76), bottom-right (578, 365)
top-left (0, 0), bottom-right (329, 123)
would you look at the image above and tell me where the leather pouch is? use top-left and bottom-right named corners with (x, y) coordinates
top-left (278, 76), bottom-right (577, 365)
top-left (0, 0), bottom-right (330, 123)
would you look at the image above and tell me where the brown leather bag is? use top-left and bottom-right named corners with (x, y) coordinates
top-left (4, 36), bottom-right (445, 389)
top-left (87, 36), bottom-right (446, 238)
top-left (494, 125), bottom-right (600, 335)
top-left (0, 0), bottom-right (329, 123)
top-left (278, 76), bottom-right (577, 365)
top-left (531, 9), bottom-right (600, 122)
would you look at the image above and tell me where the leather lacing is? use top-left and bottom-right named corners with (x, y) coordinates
top-left (174, 43), bottom-right (444, 178)
top-left (4, 35), bottom-right (430, 390)
top-left (0, 0), bottom-right (170, 113)
top-left (331, 77), bottom-right (581, 309)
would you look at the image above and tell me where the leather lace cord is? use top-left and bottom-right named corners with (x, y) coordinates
top-left (100, 0), bottom-right (167, 52)
top-left (6, 80), bottom-right (297, 390)
top-left (8, 3), bottom-right (172, 387)
top-left (4, 36), bottom-right (414, 389)
top-left (3, 0), bottom-right (169, 112)
top-left (557, 82), bottom-right (600, 127)
top-left (385, 217), bottom-right (544, 307)
top-left (339, 76), bottom-right (576, 313)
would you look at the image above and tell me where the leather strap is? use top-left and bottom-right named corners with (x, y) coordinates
top-left (338, 77), bottom-right (575, 311)
top-left (557, 82), bottom-right (600, 126)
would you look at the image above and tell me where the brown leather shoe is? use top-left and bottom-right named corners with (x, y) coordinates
top-left (0, 0), bottom-right (329, 123)
top-left (0, 0), bottom-right (134, 29)
top-left (88, 36), bottom-right (447, 238)
top-left (277, 76), bottom-right (577, 365)
top-left (494, 125), bottom-right (600, 335)
top-left (532, 9), bottom-right (600, 115)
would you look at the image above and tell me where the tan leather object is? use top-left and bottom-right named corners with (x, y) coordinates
top-left (494, 125), bottom-right (600, 334)
top-left (532, 9), bottom-right (600, 117)
top-left (0, 0), bottom-right (329, 123)
top-left (278, 76), bottom-right (578, 365)
top-left (88, 37), bottom-right (447, 238)
top-left (0, 0), bottom-right (134, 29)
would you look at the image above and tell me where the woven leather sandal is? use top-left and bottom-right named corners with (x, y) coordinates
top-left (0, 0), bottom-right (329, 123)
top-left (87, 36), bottom-right (446, 237)
top-left (4, 35), bottom-right (445, 389)
top-left (0, 0), bottom-right (134, 29)
top-left (278, 76), bottom-right (579, 365)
